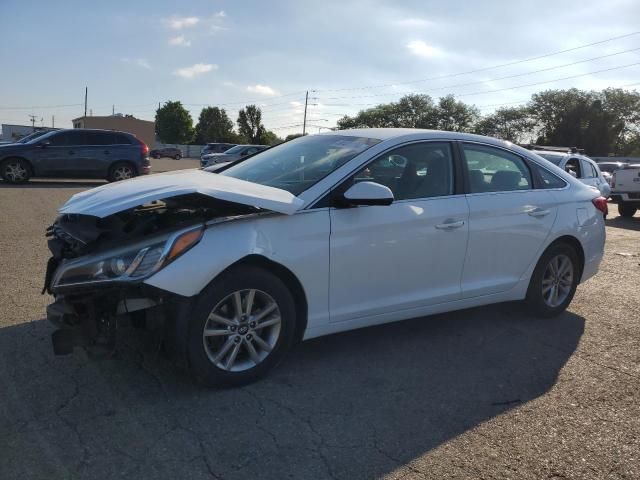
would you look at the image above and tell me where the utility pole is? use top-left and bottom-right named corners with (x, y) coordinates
top-left (84, 86), bottom-right (88, 118)
top-left (28, 114), bottom-right (37, 131)
top-left (302, 91), bottom-right (308, 136)
top-left (112, 104), bottom-right (115, 115)
top-left (52, 115), bottom-right (55, 128)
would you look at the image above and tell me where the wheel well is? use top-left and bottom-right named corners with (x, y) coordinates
top-left (225, 255), bottom-right (308, 343)
top-left (1, 156), bottom-right (34, 175)
top-left (109, 160), bottom-right (137, 174)
top-left (547, 235), bottom-right (585, 278)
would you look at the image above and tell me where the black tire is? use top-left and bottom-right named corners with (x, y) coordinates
top-left (174, 154), bottom-right (182, 160)
top-left (187, 265), bottom-right (297, 387)
top-left (524, 242), bottom-right (580, 318)
top-left (107, 161), bottom-right (137, 182)
top-left (154, 154), bottom-right (161, 159)
top-left (0, 157), bottom-right (32, 184)
top-left (618, 202), bottom-right (637, 218)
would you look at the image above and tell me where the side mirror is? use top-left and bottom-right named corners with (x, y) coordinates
top-left (342, 181), bottom-right (394, 206)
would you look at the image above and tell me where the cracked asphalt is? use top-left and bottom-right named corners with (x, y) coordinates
top-left (0, 159), bottom-right (638, 479)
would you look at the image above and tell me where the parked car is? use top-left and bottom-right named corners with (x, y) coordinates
top-left (200, 144), bottom-right (268, 167)
top-left (531, 150), bottom-right (611, 197)
top-left (610, 164), bottom-right (640, 217)
top-left (44, 129), bottom-right (606, 386)
top-left (149, 147), bottom-right (182, 160)
top-left (201, 143), bottom-right (236, 158)
top-left (0, 129), bottom-right (150, 183)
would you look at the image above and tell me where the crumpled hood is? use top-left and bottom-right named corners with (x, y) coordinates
top-left (58, 169), bottom-right (304, 218)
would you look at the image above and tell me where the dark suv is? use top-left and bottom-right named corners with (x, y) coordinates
top-left (200, 143), bottom-right (236, 157)
top-left (0, 129), bottom-right (150, 184)
top-left (149, 146), bottom-right (182, 160)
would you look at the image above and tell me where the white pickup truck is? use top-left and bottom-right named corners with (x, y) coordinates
top-left (611, 165), bottom-right (640, 217)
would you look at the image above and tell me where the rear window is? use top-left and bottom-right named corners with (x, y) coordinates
top-left (536, 153), bottom-right (564, 165)
top-left (530, 162), bottom-right (567, 189)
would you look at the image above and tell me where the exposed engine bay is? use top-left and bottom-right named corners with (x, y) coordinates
top-left (44, 193), bottom-right (260, 358)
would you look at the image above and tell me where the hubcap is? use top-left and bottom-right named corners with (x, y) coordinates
top-left (4, 162), bottom-right (27, 182)
top-left (113, 166), bottom-right (133, 181)
top-left (541, 254), bottom-right (574, 308)
top-left (202, 289), bottom-right (282, 372)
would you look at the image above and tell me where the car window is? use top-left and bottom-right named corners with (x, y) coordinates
top-left (353, 142), bottom-right (454, 200)
top-left (245, 147), bottom-right (258, 155)
top-left (590, 163), bottom-right (599, 178)
top-left (48, 131), bottom-right (76, 146)
top-left (530, 162), bottom-right (567, 189)
top-left (582, 160), bottom-right (596, 178)
top-left (565, 157), bottom-right (582, 178)
top-left (463, 144), bottom-right (532, 193)
top-left (85, 132), bottom-right (111, 145)
top-left (536, 153), bottom-right (563, 165)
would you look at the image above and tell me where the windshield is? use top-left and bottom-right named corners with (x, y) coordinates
top-left (536, 153), bottom-right (563, 165)
top-left (17, 130), bottom-right (50, 143)
top-left (220, 134), bottom-right (381, 195)
top-left (224, 145), bottom-right (246, 154)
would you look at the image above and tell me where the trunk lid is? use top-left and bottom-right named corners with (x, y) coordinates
top-left (59, 169), bottom-right (304, 218)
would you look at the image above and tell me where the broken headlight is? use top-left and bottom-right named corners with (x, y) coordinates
top-left (52, 226), bottom-right (203, 289)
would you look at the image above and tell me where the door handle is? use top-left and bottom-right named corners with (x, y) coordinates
top-left (435, 220), bottom-right (465, 230)
top-left (528, 208), bottom-right (550, 218)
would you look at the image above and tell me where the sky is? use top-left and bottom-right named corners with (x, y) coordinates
top-left (1, 0), bottom-right (639, 137)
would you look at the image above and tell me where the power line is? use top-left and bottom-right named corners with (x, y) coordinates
top-left (314, 30), bottom-right (640, 93)
top-left (455, 61), bottom-right (640, 98)
top-left (317, 47), bottom-right (640, 101)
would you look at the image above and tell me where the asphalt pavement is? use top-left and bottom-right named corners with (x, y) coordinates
top-left (0, 159), bottom-right (638, 479)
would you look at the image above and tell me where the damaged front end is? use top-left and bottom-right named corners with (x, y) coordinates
top-left (44, 194), bottom-right (257, 358)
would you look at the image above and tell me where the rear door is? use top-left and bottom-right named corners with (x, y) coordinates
top-left (461, 142), bottom-right (557, 298)
top-left (82, 131), bottom-right (115, 177)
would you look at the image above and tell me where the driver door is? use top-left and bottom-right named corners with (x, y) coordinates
top-left (329, 141), bottom-right (469, 324)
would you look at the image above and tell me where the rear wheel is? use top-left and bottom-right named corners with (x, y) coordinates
top-left (174, 153), bottom-right (182, 160)
top-left (187, 265), bottom-right (296, 387)
top-left (618, 202), bottom-right (637, 218)
top-left (108, 162), bottom-right (136, 182)
top-left (525, 243), bottom-right (580, 317)
top-left (1, 158), bottom-right (31, 184)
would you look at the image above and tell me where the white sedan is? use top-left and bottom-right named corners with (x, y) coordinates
top-left (45, 129), bottom-right (606, 386)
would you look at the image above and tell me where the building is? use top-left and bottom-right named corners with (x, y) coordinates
top-left (72, 114), bottom-right (156, 148)
top-left (0, 124), bottom-right (55, 142)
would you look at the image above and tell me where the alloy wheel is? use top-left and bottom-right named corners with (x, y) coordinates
top-left (541, 254), bottom-right (574, 308)
top-left (112, 165), bottom-right (133, 181)
top-left (4, 161), bottom-right (28, 182)
top-left (202, 289), bottom-right (282, 372)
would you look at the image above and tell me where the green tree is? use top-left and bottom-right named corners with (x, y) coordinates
top-left (261, 130), bottom-right (283, 146)
top-left (237, 105), bottom-right (266, 143)
top-left (337, 94), bottom-right (436, 129)
top-left (474, 106), bottom-right (535, 142)
top-left (427, 95), bottom-right (479, 132)
top-left (155, 101), bottom-right (194, 144)
top-left (285, 133), bottom-right (306, 141)
top-left (193, 107), bottom-right (235, 144)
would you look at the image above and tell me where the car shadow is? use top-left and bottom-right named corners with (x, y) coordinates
top-left (0, 304), bottom-right (584, 479)
top-left (0, 179), bottom-right (106, 188)
top-left (605, 215), bottom-right (640, 231)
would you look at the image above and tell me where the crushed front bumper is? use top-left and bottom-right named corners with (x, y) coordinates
top-left (45, 283), bottom-right (194, 365)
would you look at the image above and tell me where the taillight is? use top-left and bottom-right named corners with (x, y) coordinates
top-left (135, 138), bottom-right (149, 156)
top-left (592, 196), bottom-right (608, 216)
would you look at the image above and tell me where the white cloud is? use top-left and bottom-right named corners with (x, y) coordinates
top-left (406, 40), bottom-right (442, 58)
top-left (222, 81), bottom-right (235, 87)
top-left (168, 35), bottom-right (191, 47)
top-left (166, 16), bottom-right (200, 30)
top-left (214, 10), bottom-right (226, 18)
top-left (395, 18), bottom-right (431, 27)
top-left (121, 58), bottom-right (151, 70)
top-left (290, 101), bottom-right (303, 107)
top-left (247, 84), bottom-right (279, 96)
top-left (174, 63), bottom-right (217, 79)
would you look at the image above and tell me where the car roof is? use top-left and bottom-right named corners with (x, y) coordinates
top-left (52, 128), bottom-right (131, 135)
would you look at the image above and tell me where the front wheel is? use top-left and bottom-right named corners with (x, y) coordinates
top-left (618, 202), bottom-right (637, 218)
top-left (187, 265), bottom-right (297, 387)
top-left (1, 158), bottom-right (31, 184)
top-left (525, 243), bottom-right (580, 317)
top-left (174, 154), bottom-right (182, 160)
